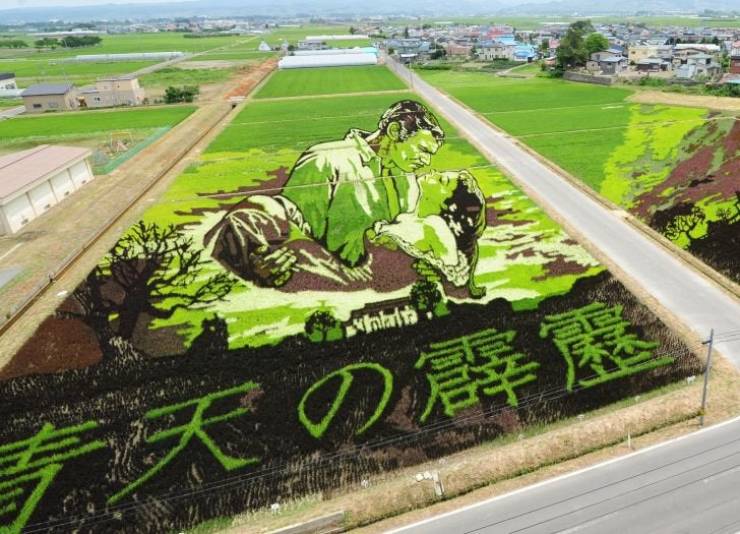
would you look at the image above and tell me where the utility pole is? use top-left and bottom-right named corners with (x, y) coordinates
top-left (699, 329), bottom-right (714, 427)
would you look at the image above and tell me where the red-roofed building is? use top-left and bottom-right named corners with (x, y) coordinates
top-left (0, 145), bottom-right (93, 234)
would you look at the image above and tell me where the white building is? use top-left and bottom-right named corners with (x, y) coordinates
top-left (0, 145), bottom-right (93, 235)
top-left (305, 34), bottom-right (370, 41)
top-left (278, 53), bottom-right (378, 69)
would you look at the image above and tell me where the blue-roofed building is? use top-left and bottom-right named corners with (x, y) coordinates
top-left (513, 44), bottom-right (536, 62)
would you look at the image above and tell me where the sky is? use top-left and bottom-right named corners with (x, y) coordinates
top-left (5, 0), bottom-right (188, 6)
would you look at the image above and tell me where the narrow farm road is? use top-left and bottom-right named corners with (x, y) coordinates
top-left (387, 59), bottom-right (740, 367)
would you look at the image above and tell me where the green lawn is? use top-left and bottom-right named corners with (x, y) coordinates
top-left (0, 105), bottom-right (195, 142)
top-left (255, 65), bottom-right (405, 99)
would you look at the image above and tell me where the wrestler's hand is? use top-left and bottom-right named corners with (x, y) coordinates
top-left (248, 246), bottom-right (297, 288)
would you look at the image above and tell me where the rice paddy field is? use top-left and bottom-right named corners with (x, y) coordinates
top-left (0, 105), bottom-right (195, 172)
top-left (0, 33), bottom-right (261, 88)
top-left (138, 66), bottom-right (236, 89)
top-left (255, 65), bottom-right (406, 98)
top-left (0, 65), bottom-right (700, 533)
top-left (420, 69), bottom-right (740, 283)
top-left (0, 59), bottom-right (159, 87)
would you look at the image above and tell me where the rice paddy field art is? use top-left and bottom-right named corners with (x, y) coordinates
top-left (0, 67), bottom-right (701, 533)
top-left (418, 69), bottom-right (740, 284)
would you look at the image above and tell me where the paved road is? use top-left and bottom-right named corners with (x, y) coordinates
top-left (388, 59), bottom-right (740, 367)
top-left (389, 416), bottom-right (740, 534)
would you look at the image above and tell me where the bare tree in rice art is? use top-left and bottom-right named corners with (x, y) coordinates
top-left (59, 221), bottom-right (235, 355)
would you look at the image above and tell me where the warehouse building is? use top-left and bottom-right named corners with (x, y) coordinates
top-left (21, 83), bottom-right (79, 114)
top-left (293, 47), bottom-right (378, 56)
top-left (0, 145), bottom-right (93, 235)
top-left (278, 53), bottom-right (378, 69)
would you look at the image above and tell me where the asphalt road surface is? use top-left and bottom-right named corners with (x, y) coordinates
top-left (387, 59), bottom-right (740, 367)
top-left (389, 416), bottom-right (740, 534)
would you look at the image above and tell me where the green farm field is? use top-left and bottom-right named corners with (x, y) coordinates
top-left (420, 69), bottom-right (740, 283)
top-left (0, 64), bottom-right (700, 534)
top-left (0, 33), bottom-right (256, 60)
top-left (0, 33), bottom-right (260, 87)
top-left (138, 66), bottom-right (235, 89)
top-left (255, 65), bottom-right (406, 99)
top-left (0, 105), bottom-right (196, 173)
top-left (0, 105), bottom-right (195, 142)
top-left (0, 59), bottom-right (158, 87)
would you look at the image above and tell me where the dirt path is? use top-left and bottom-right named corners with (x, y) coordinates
top-left (628, 90), bottom-right (740, 113)
top-left (0, 58), bottom-right (276, 368)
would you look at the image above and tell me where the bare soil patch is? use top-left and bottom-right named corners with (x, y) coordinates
top-left (628, 90), bottom-right (740, 113)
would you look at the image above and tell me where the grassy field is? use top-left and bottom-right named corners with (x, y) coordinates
top-left (0, 33), bottom-right (256, 60)
top-left (255, 65), bottom-right (406, 99)
top-left (0, 105), bottom-right (196, 173)
top-left (0, 58), bottom-right (158, 86)
top-left (0, 98), bottom-right (21, 109)
top-left (420, 69), bottom-right (739, 283)
top-left (0, 105), bottom-right (195, 142)
top-left (0, 33), bottom-right (260, 88)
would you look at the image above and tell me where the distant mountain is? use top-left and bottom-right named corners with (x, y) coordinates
top-left (0, 0), bottom-right (505, 23)
top-left (0, 0), bottom-right (736, 23)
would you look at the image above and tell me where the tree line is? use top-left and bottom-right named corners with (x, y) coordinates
top-left (34, 35), bottom-right (103, 49)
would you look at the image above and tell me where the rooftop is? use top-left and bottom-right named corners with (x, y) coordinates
top-left (0, 73), bottom-right (15, 81)
top-left (21, 83), bottom-right (75, 97)
top-left (0, 145), bottom-right (91, 203)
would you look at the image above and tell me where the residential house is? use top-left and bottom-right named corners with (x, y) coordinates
top-left (587, 53), bottom-right (629, 75)
top-left (636, 57), bottom-right (669, 72)
top-left (477, 41), bottom-right (515, 61)
top-left (513, 44), bottom-right (536, 62)
top-left (0, 73), bottom-right (17, 91)
top-left (445, 43), bottom-right (472, 57)
top-left (387, 39), bottom-right (431, 57)
top-left (79, 75), bottom-right (146, 108)
top-left (730, 43), bottom-right (740, 74)
top-left (628, 44), bottom-right (673, 64)
top-left (673, 43), bottom-right (721, 60)
top-left (21, 83), bottom-right (79, 114)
